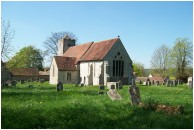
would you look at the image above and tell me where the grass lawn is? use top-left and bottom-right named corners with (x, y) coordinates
top-left (1, 82), bottom-right (193, 129)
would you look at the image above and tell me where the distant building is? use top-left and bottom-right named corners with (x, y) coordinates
top-left (50, 36), bottom-right (134, 85)
top-left (1, 61), bottom-right (11, 82)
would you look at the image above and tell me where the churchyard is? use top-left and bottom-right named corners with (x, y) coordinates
top-left (1, 81), bottom-right (193, 129)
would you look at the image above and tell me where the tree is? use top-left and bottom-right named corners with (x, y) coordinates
top-left (1, 19), bottom-right (15, 61)
top-left (6, 46), bottom-right (43, 71)
top-left (133, 62), bottom-right (144, 76)
top-left (43, 31), bottom-right (77, 56)
top-left (171, 38), bottom-right (193, 81)
top-left (150, 44), bottom-right (171, 77)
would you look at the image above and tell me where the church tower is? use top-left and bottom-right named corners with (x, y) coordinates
top-left (57, 35), bottom-right (76, 56)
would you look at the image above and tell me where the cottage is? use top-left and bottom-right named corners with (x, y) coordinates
top-left (50, 36), bottom-right (133, 85)
top-left (11, 68), bottom-right (39, 81)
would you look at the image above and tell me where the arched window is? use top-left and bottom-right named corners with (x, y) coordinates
top-left (112, 52), bottom-right (124, 77)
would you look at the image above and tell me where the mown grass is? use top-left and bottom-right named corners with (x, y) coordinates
top-left (1, 82), bottom-right (193, 129)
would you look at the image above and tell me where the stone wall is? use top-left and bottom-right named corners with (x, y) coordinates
top-left (80, 61), bottom-right (104, 85)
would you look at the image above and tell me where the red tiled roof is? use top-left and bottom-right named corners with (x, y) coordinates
top-left (63, 42), bottom-right (93, 63)
top-left (79, 38), bottom-right (118, 61)
top-left (54, 56), bottom-right (77, 71)
top-left (11, 68), bottom-right (39, 76)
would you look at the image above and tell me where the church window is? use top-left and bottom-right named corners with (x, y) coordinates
top-left (112, 52), bottom-right (124, 77)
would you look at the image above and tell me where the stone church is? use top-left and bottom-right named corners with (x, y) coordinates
top-left (49, 36), bottom-right (134, 85)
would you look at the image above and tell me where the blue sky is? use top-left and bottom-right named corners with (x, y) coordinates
top-left (1, 1), bottom-right (193, 68)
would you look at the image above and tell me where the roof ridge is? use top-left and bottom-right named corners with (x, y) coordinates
top-left (78, 42), bottom-right (94, 62)
top-left (93, 37), bottom-right (119, 44)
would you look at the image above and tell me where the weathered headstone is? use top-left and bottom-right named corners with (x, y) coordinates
top-left (172, 80), bottom-right (177, 86)
top-left (107, 89), bottom-right (122, 100)
top-left (129, 85), bottom-right (141, 105)
top-left (11, 80), bottom-right (17, 87)
top-left (99, 85), bottom-right (105, 90)
top-left (143, 82), bottom-right (147, 86)
top-left (20, 80), bottom-right (25, 84)
top-left (152, 80), bottom-right (155, 85)
top-left (139, 80), bottom-right (142, 85)
top-left (2, 82), bottom-right (9, 87)
top-left (166, 80), bottom-right (171, 87)
top-left (156, 81), bottom-right (159, 86)
top-left (188, 77), bottom-right (193, 88)
top-left (111, 85), bottom-right (115, 89)
top-left (118, 80), bottom-right (123, 89)
top-left (57, 82), bottom-right (63, 91)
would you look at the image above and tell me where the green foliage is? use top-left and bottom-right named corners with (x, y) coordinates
top-left (6, 46), bottom-right (43, 70)
top-left (133, 62), bottom-right (144, 76)
top-left (1, 82), bottom-right (193, 129)
top-left (171, 38), bottom-right (193, 81)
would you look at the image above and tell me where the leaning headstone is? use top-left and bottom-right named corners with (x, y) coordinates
top-left (11, 80), bottom-right (17, 87)
top-left (107, 89), bottom-right (122, 100)
top-left (129, 84), bottom-right (141, 105)
top-left (57, 82), bottom-right (63, 91)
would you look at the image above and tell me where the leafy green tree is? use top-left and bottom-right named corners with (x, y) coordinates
top-left (171, 38), bottom-right (193, 81)
top-left (150, 44), bottom-right (171, 77)
top-left (133, 62), bottom-right (144, 76)
top-left (6, 46), bottom-right (43, 70)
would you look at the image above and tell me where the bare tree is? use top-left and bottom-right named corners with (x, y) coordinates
top-left (151, 44), bottom-right (171, 77)
top-left (1, 19), bottom-right (15, 61)
top-left (43, 31), bottom-right (77, 56)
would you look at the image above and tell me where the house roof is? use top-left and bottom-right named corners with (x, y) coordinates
top-left (149, 77), bottom-right (164, 83)
top-left (11, 68), bottom-right (39, 76)
top-left (39, 70), bottom-right (50, 76)
top-left (136, 77), bottom-right (150, 82)
top-left (54, 56), bottom-right (77, 71)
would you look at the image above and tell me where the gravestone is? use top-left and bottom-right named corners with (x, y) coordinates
top-left (166, 80), bottom-right (171, 87)
top-left (107, 89), bottom-right (122, 100)
top-left (28, 85), bottom-right (33, 88)
top-left (148, 81), bottom-right (151, 85)
top-left (99, 85), bottom-right (105, 95)
top-left (20, 80), bottom-right (25, 84)
top-left (143, 82), bottom-right (147, 86)
top-left (57, 82), bottom-right (63, 91)
top-left (139, 80), bottom-right (142, 85)
top-left (11, 80), bottom-right (17, 87)
top-left (118, 80), bottom-right (123, 89)
top-left (172, 80), bottom-right (177, 86)
top-left (111, 85), bottom-right (115, 89)
top-left (129, 84), bottom-right (141, 105)
top-left (2, 82), bottom-right (9, 87)
top-left (188, 77), bottom-right (193, 88)
top-left (152, 80), bottom-right (155, 85)
top-left (178, 79), bottom-right (183, 85)
top-left (40, 79), bottom-right (45, 83)
top-left (80, 83), bottom-right (84, 87)
top-left (156, 81), bottom-right (159, 86)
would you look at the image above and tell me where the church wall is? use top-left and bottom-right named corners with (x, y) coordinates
top-left (58, 70), bottom-right (78, 84)
top-left (49, 58), bottom-right (59, 84)
top-left (104, 39), bottom-right (134, 85)
top-left (80, 61), bottom-right (103, 85)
